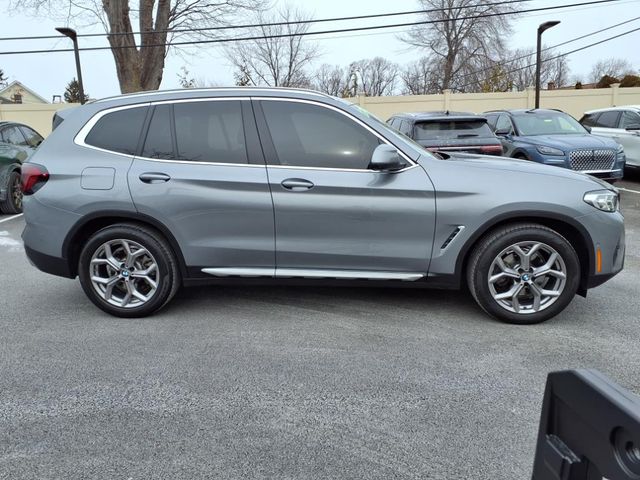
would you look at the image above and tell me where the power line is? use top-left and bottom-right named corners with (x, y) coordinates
top-left (455, 25), bottom-right (640, 90)
top-left (0, 0), bottom-right (532, 42)
top-left (0, 0), bottom-right (626, 56)
top-left (452, 15), bottom-right (640, 84)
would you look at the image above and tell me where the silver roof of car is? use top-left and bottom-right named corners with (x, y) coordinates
top-left (584, 105), bottom-right (640, 114)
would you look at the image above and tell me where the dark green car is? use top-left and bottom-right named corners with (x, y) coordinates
top-left (0, 121), bottom-right (43, 214)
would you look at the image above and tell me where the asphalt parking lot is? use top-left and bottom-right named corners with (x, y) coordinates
top-left (1, 172), bottom-right (639, 480)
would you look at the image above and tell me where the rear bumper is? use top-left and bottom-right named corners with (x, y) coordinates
top-left (24, 245), bottom-right (74, 279)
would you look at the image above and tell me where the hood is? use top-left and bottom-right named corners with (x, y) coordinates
top-left (519, 133), bottom-right (618, 150)
top-left (422, 151), bottom-right (610, 188)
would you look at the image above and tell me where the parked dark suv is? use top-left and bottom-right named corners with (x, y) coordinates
top-left (387, 111), bottom-right (503, 155)
top-left (484, 109), bottom-right (625, 181)
top-left (22, 88), bottom-right (625, 324)
top-left (0, 121), bottom-right (43, 213)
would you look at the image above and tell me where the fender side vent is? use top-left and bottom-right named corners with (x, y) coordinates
top-left (441, 226), bottom-right (465, 250)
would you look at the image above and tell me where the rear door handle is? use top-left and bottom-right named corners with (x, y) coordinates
top-left (139, 172), bottom-right (171, 184)
top-left (281, 178), bottom-right (314, 191)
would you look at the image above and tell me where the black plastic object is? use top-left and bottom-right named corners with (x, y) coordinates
top-left (531, 369), bottom-right (640, 480)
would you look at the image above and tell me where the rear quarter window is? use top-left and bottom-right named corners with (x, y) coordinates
top-left (84, 106), bottom-right (148, 155)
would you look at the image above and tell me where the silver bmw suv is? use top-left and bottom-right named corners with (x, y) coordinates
top-left (22, 88), bottom-right (625, 324)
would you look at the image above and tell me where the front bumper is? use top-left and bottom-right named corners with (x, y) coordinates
top-left (578, 210), bottom-right (625, 290)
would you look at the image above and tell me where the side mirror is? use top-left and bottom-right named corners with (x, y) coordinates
top-left (626, 124), bottom-right (640, 131)
top-left (583, 125), bottom-right (592, 133)
top-left (369, 144), bottom-right (407, 171)
top-left (495, 127), bottom-right (512, 137)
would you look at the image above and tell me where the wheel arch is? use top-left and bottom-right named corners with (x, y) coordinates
top-left (456, 211), bottom-right (594, 296)
top-left (62, 210), bottom-right (188, 279)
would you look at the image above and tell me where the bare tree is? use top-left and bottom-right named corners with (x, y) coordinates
top-left (13, 0), bottom-right (265, 93)
top-left (400, 57), bottom-right (440, 94)
top-left (400, 0), bottom-right (522, 92)
top-left (349, 57), bottom-right (398, 96)
top-left (495, 48), bottom-right (570, 91)
top-left (225, 5), bottom-right (320, 88)
top-left (313, 64), bottom-right (348, 96)
top-left (589, 58), bottom-right (636, 83)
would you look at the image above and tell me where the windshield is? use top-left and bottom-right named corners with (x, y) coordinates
top-left (512, 112), bottom-right (588, 136)
top-left (414, 120), bottom-right (494, 141)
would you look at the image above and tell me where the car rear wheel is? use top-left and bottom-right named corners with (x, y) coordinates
top-left (467, 223), bottom-right (580, 324)
top-left (78, 224), bottom-right (180, 318)
top-left (0, 171), bottom-right (23, 214)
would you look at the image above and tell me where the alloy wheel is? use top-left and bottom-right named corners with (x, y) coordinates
top-left (487, 241), bottom-right (567, 314)
top-left (11, 175), bottom-right (22, 211)
top-left (89, 239), bottom-right (160, 308)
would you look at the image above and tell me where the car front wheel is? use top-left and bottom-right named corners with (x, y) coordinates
top-left (467, 223), bottom-right (580, 324)
top-left (78, 224), bottom-right (180, 317)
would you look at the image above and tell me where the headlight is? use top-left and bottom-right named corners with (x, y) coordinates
top-left (536, 145), bottom-right (565, 156)
top-left (583, 190), bottom-right (619, 212)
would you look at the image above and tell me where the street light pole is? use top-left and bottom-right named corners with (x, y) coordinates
top-left (535, 20), bottom-right (561, 109)
top-left (55, 27), bottom-right (86, 104)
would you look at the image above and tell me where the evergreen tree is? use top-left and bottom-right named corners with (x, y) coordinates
top-left (64, 78), bottom-right (88, 103)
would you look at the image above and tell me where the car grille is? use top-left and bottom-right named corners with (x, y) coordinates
top-left (568, 149), bottom-right (616, 172)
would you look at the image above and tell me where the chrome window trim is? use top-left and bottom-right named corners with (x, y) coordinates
top-left (75, 96), bottom-right (418, 173)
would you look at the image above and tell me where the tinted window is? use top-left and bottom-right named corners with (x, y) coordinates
top-left (261, 101), bottom-right (379, 169)
top-left (580, 113), bottom-right (599, 127)
top-left (1, 126), bottom-right (28, 146)
top-left (19, 126), bottom-right (43, 147)
top-left (512, 112), bottom-right (586, 136)
top-left (142, 105), bottom-right (174, 159)
top-left (485, 114), bottom-right (498, 129)
top-left (413, 119), bottom-right (494, 141)
top-left (495, 115), bottom-right (513, 133)
top-left (594, 111), bottom-right (620, 128)
top-left (174, 101), bottom-right (247, 164)
top-left (85, 106), bottom-right (148, 155)
top-left (620, 110), bottom-right (640, 128)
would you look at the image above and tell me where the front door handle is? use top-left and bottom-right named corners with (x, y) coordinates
top-left (281, 178), bottom-right (314, 191)
top-left (139, 172), bottom-right (171, 184)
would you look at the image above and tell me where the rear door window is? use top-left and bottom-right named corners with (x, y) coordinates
top-left (413, 119), bottom-right (494, 141)
top-left (594, 111), bottom-right (621, 128)
top-left (84, 106), bottom-right (148, 155)
top-left (173, 100), bottom-right (248, 164)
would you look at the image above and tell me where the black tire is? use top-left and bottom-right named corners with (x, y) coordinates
top-left (466, 223), bottom-right (580, 325)
top-left (78, 223), bottom-right (180, 318)
top-left (0, 171), bottom-right (23, 214)
top-left (513, 153), bottom-right (529, 160)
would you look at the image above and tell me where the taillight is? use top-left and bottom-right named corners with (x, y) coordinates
top-left (480, 145), bottom-right (503, 155)
top-left (21, 163), bottom-right (49, 195)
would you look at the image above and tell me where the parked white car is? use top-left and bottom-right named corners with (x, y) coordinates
top-left (580, 106), bottom-right (640, 169)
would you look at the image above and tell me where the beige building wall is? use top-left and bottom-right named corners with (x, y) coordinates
top-left (353, 85), bottom-right (640, 120)
top-left (0, 103), bottom-right (79, 136)
top-left (0, 82), bottom-right (48, 105)
top-left (1, 86), bottom-right (640, 137)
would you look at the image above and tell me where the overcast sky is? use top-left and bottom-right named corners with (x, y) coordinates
top-left (1, 0), bottom-right (639, 101)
